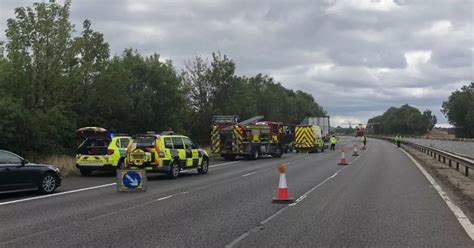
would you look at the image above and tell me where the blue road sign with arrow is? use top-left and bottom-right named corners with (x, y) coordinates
top-left (123, 171), bottom-right (141, 188)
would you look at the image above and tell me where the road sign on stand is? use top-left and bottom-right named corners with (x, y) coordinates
top-left (117, 169), bottom-right (147, 192)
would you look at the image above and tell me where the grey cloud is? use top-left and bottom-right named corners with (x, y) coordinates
top-left (1, 0), bottom-right (472, 126)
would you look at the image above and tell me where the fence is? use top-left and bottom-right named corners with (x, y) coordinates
top-left (374, 136), bottom-right (473, 177)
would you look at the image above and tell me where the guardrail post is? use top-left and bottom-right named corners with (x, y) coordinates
top-left (466, 167), bottom-right (469, 177)
top-left (443, 157), bottom-right (446, 163)
top-left (456, 162), bottom-right (459, 171)
top-left (448, 159), bottom-right (452, 167)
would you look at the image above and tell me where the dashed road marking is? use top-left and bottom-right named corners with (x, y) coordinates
top-left (210, 161), bottom-right (241, 168)
top-left (242, 172), bottom-right (257, 177)
top-left (226, 151), bottom-right (363, 247)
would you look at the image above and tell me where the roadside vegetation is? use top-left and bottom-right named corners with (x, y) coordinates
top-left (0, 0), bottom-right (325, 157)
top-left (367, 104), bottom-right (437, 135)
top-left (442, 83), bottom-right (474, 138)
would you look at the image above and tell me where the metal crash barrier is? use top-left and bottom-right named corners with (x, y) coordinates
top-left (373, 136), bottom-right (473, 177)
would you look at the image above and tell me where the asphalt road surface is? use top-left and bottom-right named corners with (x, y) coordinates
top-left (0, 137), bottom-right (472, 247)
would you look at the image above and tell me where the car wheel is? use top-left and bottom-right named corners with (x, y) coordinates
top-left (39, 173), bottom-right (58, 194)
top-left (198, 158), bottom-right (209, 174)
top-left (167, 161), bottom-right (180, 179)
top-left (80, 169), bottom-right (93, 176)
top-left (272, 147), bottom-right (283, 158)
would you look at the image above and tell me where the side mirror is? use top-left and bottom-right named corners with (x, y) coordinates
top-left (21, 159), bottom-right (28, 166)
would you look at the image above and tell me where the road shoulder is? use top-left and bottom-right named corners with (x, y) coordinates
top-left (402, 144), bottom-right (474, 224)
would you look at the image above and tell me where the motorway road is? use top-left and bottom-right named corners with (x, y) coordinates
top-left (0, 137), bottom-right (472, 247)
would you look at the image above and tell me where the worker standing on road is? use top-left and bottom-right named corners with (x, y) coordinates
top-left (330, 135), bottom-right (337, 151)
top-left (395, 133), bottom-right (401, 148)
top-left (363, 134), bottom-right (367, 147)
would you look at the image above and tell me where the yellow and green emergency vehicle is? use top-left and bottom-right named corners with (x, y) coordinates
top-left (125, 132), bottom-right (209, 179)
top-left (294, 125), bottom-right (326, 153)
top-left (75, 127), bottom-right (132, 176)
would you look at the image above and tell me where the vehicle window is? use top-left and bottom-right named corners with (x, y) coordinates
top-left (183, 138), bottom-right (196, 149)
top-left (120, 138), bottom-right (130, 148)
top-left (164, 138), bottom-right (173, 149)
top-left (115, 139), bottom-right (121, 148)
top-left (0, 151), bottom-right (22, 164)
top-left (171, 137), bottom-right (184, 149)
top-left (134, 136), bottom-right (155, 148)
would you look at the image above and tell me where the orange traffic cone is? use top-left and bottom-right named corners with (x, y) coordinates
top-left (272, 164), bottom-right (294, 203)
top-left (352, 144), bottom-right (359, 156)
top-left (338, 147), bottom-right (348, 165)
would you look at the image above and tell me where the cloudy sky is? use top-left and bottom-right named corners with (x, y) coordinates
top-left (1, 0), bottom-right (473, 127)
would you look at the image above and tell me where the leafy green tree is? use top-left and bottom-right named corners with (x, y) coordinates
top-left (442, 83), bottom-right (474, 137)
top-left (1, 0), bottom-right (109, 154)
top-left (368, 104), bottom-right (436, 135)
top-left (1, 0), bottom-right (328, 154)
top-left (5, 0), bottom-right (75, 110)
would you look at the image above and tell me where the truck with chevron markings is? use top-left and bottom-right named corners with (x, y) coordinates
top-left (211, 116), bottom-right (287, 160)
top-left (294, 123), bottom-right (327, 153)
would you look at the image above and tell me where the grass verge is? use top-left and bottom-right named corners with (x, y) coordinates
top-left (35, 155), bottom-right (77, 177)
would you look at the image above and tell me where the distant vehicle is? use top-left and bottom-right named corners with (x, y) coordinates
top-left (0, 150), bottom-right (61, 194)
top-left (294, 125), bottom-right (326, 153)
top-left (75, 127), bottom-right (132, 176)
top-left (355, 124), bottom-right (365, 137)
top-left (125, 132), bottom-right (209, 179)
top-left (301, 116), bottom-right (331, 142)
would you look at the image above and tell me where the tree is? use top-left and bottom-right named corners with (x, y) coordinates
top-left (1, 0), bottom-right (328, 154)
top-left (1, 0), bottom-right (109, 155)
top-left (441, 82), bottom-right (474, 137)
top-left (5, 0), bottom-right (75, 109)
top-left (367, 104), bottom-right (436, 135)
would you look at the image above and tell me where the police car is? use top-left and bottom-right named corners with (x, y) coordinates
top-left (125, 131), bottom-right (209, 179)
top-left (75, 127), bottom-right (132, 176)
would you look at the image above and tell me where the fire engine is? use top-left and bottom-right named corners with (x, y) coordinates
top-left (355, 124), bottom-right (365, 137)
top-left (211, 116), bottom-right (287, 160)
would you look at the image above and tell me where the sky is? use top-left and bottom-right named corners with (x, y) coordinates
top-left (1, 0), bottom-right (473, 127)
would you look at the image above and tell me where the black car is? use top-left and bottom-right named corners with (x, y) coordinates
top-left (0, 150), bottom-right (62, 194)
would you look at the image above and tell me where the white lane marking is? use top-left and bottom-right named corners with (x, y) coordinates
top-left (90, 191), bottom-right (189, 221)
top-left (401, 149), bottom-right (474, 240)
top-left (242, 172), bottom-right (257, 177)
top-left (0, 161), bottom-right (240, 207)
top-left (209, 161), bottom-right (241, 168)
top-left (0, 183), bottom-right (116, 206)
top-left (156, 195), bottom-right (174, 201)
top-left (289, 168), bottom-right (343, 207)
top-left (226, 149), bottom-right (364, 247)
